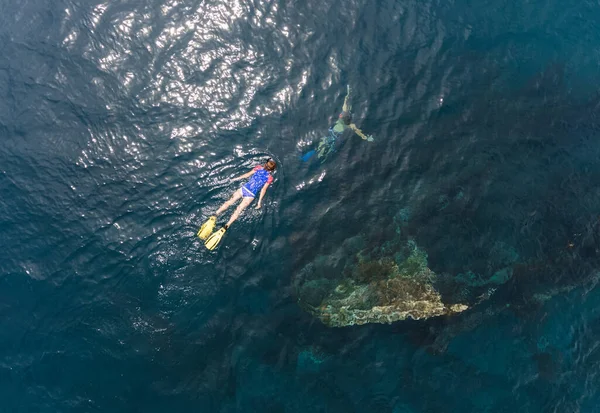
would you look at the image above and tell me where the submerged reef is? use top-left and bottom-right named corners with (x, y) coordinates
top-left (295, 238), bottom-right (468, 327)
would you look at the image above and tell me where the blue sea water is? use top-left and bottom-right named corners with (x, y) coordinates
top-left (4, 0), bottom-right (600, 411)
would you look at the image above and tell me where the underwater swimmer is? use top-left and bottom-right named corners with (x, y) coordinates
top-left (302, 85), bottom-right (374, 163)
top-left (198, 159), bottom-right (276, 250)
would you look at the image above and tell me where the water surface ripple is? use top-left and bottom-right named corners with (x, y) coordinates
top-left (2, 0), bottom-right (600, 411)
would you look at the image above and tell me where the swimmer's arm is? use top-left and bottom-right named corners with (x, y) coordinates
top-left (255, 183), bottom-right (270, 209)
top-left (232, 169), bottom-right (255, 182)
top-left (349, 124), bottom-right (374, 142)
top-left (342, 85), bottom-right (352, 112)
top-left (342, 96), bottom-right (350, 112)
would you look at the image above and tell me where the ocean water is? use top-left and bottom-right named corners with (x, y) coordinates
top-left (3, 0), bottom-right (600, 411)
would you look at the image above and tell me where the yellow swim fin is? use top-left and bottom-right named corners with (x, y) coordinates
top-left (205, 227), bottom-right (227, 250)
top-left (197, 216), bottom-right (216, 240)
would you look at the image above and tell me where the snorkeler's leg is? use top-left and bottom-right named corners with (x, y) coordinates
top-left (317, 133), bottom-right (337, 161)
top-left (316, 136), bottom-right (329, 159)
top-left (215, 189), bottom-right (242, 216)
top-left (225, 197), bottom-right (254, 228)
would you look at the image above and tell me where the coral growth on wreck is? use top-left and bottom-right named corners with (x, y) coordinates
top-left (295, 238), bottom-right (468, 327)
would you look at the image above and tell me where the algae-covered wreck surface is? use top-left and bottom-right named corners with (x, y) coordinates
top-left (295, 237), bottom-right (468, 327)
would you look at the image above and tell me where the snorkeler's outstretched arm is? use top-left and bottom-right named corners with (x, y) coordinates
top-left (349, 124), bottom-right (374, 142)
top-left (232, 169), bottom-right (255, 182)
top-left (255, 183), bottom-right (270, 209)
top-left (342, 85), bottom-right (352, 112)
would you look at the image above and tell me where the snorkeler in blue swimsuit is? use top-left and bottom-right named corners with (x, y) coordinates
top-left (302, 85), bottom-right (374, 163)
top-left (198, 159), bottom-right (276, 250)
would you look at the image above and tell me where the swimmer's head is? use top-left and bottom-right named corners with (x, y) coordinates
top-left (264, 159), bottom-right (277, 171)
top-left (341, 113), bottom-right (352, 125)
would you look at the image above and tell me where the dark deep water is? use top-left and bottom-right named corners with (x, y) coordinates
top-left (3, 0), bottom-right (600, 411)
